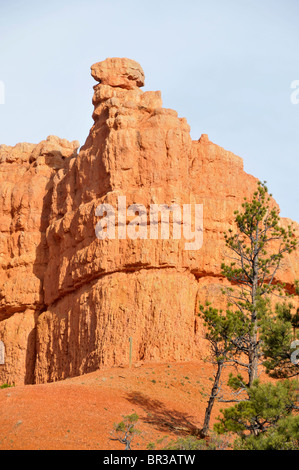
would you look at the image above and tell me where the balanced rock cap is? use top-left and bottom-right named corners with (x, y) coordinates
top-left (91, 57), bottom-right (145, 90)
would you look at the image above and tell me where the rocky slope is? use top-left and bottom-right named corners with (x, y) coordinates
top-left (0, 58), bottom-right (298, 385)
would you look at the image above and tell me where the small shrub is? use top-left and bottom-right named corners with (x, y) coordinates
top-left (111, 412), bottom-right (140, 450)
top-left (162, 433), bottom-right (230, 450)
top-left (147, 442), bottom-right (155, 450)
top-left (0, 383), bottom-right (14, 389)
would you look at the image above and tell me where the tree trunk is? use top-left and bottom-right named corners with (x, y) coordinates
top-left (249, 229), bottom-right (259, 387)
top-left (248, 310), bottom-right (259, 387)
top-left (249, 338), bottom-right (259, 387)
top-left (200, 361), bottom-right (224, 437)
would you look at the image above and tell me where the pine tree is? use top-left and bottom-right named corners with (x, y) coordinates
top-left (198, 303), bottom-right (245, 437)
top-left (221, 181), bottom-right (297, 386)
top-left (198, 181), bottom-right (297, 437)
top-left (214, 380), bottom-right (298, 450)
top-left (261, 301), bottom-right (299, 379)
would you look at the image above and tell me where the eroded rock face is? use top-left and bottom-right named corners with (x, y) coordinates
top-left (35, 270), bottom-right (201, 383)
top-left (91, 57), bottom-right (145, 89)
top-left (0, 137), bottom-right (79, 384)
top-left (0, 58), bottom-right (298, 385)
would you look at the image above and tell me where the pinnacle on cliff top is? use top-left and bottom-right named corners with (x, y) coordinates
top-left (91, 57), bottom-right (145, 90)
top-left (199, 134), bottom-right (209, 143)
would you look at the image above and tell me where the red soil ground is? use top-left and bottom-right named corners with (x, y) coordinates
top-left (0, 360), bottom-right (242, 450)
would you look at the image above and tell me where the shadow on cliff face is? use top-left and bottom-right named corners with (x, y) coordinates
top-left (24, 311), bottom-right (40, 385)
top-left (126, 391), bottom-right (200, 436)
top-left (28, 177), bottom-right (55, 385)
top-left (29, 154), bottom-right (72, 384)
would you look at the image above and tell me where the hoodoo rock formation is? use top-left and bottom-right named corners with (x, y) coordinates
top-left (0, 58), bottom-right (298, 385)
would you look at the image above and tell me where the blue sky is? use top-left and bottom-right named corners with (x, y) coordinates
top-left (0, 0), bottom-right (298, 220)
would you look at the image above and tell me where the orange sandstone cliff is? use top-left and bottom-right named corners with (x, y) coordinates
top-left (0, 58), bottom-right (298, 385)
